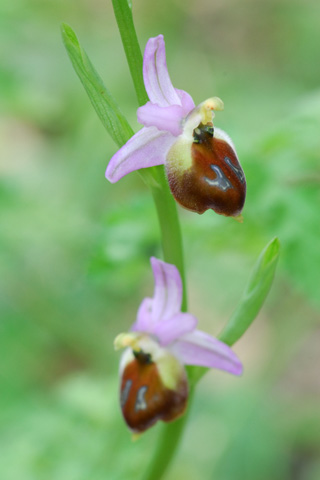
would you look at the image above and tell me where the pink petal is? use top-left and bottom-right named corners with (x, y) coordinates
top-left (131, 258), bottom-right (184, 335)
top-left (132, 310), bottom-right (197, 346)
top-left (131, 297), bottom-right (153, 333)
top-left (175, 89), bottom-right (195, 116)
top-left (137, 102), bottom-right (184, 136)
top-left (153, 312), bottom-right (198, 346)
top-left (143, 35), bottom-right (181, 107)
top-left (150, 257), bottom-right (183, 323)
top-left (170, 330), bottom-right (243, 375)
top-left (105, 127), bottom-right (175, 183)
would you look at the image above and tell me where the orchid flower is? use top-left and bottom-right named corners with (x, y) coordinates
top-left (106, 35), bottom-right (246, 217)
top-left (114, 257), bottom-right (242, 433)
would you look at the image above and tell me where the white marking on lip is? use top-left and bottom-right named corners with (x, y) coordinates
top-left (224, 156), bottom-right (245, 183)
top-left (205, 165), bottom-right (233, 191)
top-left (135, 385), bottom-right (148, 411)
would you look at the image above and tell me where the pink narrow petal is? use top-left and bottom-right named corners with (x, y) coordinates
top-left (153, 312), bottom-right (198, 346)
top-left (170, 330), bottom-right (243, 375)
top-left (137, 102), bottom-right (184, 136)
top-left (131, 297), bottom-right (153, 333)
top-left (150, 257), bottom-right (183, 324)
top-left (131, 258), bottom-right (189, 340)
top-left (105, 127), bottom-right (175, 183)
top-left (175, 89), bottom-right (195, 116)
top-left (143, 35), bottom-right (181, 107)
top-left (131, 258), bottom-right (184, 335)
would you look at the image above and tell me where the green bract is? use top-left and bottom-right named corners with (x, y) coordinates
top-left (219, 237), bottom-right (280, 346)
top-left (61, 23), bottom-right (133, 147)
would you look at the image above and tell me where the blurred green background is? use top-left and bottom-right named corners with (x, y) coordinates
top-left (1, 0), bottom-right (320, 478)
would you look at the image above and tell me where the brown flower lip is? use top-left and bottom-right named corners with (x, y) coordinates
top-left (166, 124), bottom-right (246, 217)
top-left (120, 353), bottom-right (188, 433)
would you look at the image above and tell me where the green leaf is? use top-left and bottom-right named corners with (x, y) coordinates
top-left (219, 237), bottom-right (280, 346)
top-left (61, 23), bottom-right (133, 147)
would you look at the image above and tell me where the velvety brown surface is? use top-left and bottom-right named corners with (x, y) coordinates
top-left (120, 357), bottom-right (188, 433)
top-left (167, 128), bottom-right (246, 216)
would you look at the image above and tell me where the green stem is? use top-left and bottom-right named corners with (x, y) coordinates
top-left (141, 390), bottom-right (193, 480)
top-left (150, 169), bottom-right (187, 311)
top-left (111, 0), bottom-right (148, 106)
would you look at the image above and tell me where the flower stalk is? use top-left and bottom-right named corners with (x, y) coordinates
top-left (141, 398), bottom-right (192, 480)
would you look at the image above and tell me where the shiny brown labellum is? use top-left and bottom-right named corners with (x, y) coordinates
top-left (167, 125), bottom-right (246, 216)
top-left (120, 351), bottom-right (188, 433)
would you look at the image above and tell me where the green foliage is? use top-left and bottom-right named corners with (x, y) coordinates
top-left (61, 23), bottom-right (133, 147)
top-left (244, 94), bottom-right (320, 308)
top-left (219, 237), bottom-right (280, 345)
top-left (0, 375), bottom-right (158, 480)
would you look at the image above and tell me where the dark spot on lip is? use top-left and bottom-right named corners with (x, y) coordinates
top-left (133, 350), bottom-right (153, 365)
top-left (193, 123), bottom-right (214, 144)
top-left (204, 125), bottom-right (214, 136)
